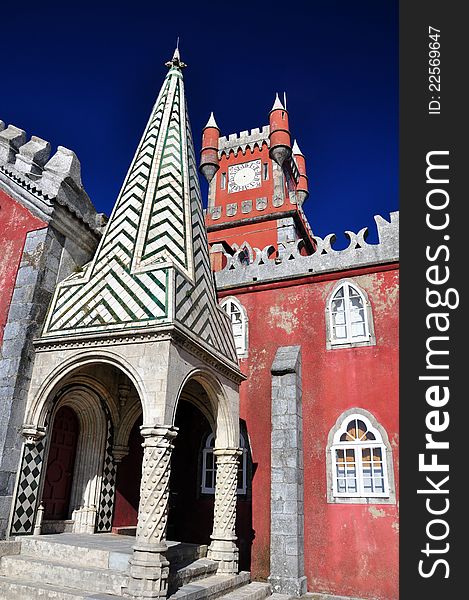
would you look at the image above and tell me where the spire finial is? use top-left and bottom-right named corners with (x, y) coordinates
top-left (270, 92), bottom-right (285, 112)
top-left (292, 139), bottom-right (303, 156)
top-left (204, 112), bottom-right (219, 129)
top-left (165, 39), bottom-right (187, 69)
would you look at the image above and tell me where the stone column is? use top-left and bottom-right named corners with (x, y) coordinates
top-left (124, 425), bottom-right (177, 599)
top-left (268, 346), bottom-right (307, 596)
top-left (207, 448), bottom-right (241, 574)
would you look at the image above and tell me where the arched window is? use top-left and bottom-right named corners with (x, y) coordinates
top-left (220, 296), bottom-right (248, 357)
top-left (201, 432), bottom-right (248, 495)
top-left (326, 280), bottom-right (375, 349)
top-left (326, 410), bottom-right (395, 504)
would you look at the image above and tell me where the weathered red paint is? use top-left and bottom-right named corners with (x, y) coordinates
top-left (0, 189), bottom-right (47, 345)
top-left (228, 268), bottom-right (399, 599)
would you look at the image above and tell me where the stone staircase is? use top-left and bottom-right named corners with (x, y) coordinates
top-left (0, 534), bottom-right (275, 600)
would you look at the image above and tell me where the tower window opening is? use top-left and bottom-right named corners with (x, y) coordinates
top-left (263, 163), bottom-right (269, 180)
top-left (221, 172), bottom-right (226, 189)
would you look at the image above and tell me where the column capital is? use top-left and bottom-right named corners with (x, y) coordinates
top-left (140, 425), bottom-right (178, 446)
top-left (213, 447), bottom-right (242, 459)
top-left (21, 423), bottom-right (46, 444)
top-left (112, 444), bottom-right (129, 463)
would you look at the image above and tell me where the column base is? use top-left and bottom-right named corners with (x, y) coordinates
top-left (268, 575), bottom-right (307, 597)
top-left (123, 545), bottom-right (169, 599)
top-left (207, 538), bottom-right (239, 574)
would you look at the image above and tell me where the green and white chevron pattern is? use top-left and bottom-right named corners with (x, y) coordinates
top-left (41, 63), bottom-right (237, 362)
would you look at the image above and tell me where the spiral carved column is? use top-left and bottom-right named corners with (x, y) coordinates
top-left (124, 425), bottom-right (178, 599)
top-left (207, 448), bottom-right (241, 573)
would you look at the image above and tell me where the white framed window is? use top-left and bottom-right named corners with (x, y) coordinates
top-left (201, 432), bottom-right (248, 495)
top-left (326, 410), bottom-right (396, 504)
top-left (220, 172), bottom-right (226, 189)
top-left (220, 296), bottom-right (248, 357)
top-left (326, 280), bottom-right (375, 349)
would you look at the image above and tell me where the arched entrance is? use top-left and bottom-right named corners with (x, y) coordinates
top-left (12, 360), bottom-right (144, 537)
top-left (111, 380), bottom-right (216, 546)
top-left (42, 406), bottom-right (79, 520)
top-left (167, 398), bottom-right (214, 545)
top-left (113, 415), bottom-right (143, 531)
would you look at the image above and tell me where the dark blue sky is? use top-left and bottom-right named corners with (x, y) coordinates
top-left (2, 1), bottom-right (397, 247)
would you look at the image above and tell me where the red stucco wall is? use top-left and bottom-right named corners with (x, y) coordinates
top-left (220, 265), bottom-right (399, 599)
top-left (0, 189), bottom-right (47, 345)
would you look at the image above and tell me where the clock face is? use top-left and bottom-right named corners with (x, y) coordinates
top-left (228, 160), bottom-right (261, 193)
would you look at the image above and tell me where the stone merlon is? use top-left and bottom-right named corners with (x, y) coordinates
top-left (0, 121), bottom-right (106, 236)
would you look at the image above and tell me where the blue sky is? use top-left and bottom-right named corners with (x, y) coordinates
top-left (1, 1), bottom-right (397, 247)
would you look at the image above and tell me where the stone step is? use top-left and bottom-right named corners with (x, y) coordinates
top-left (17, 535), bottom-right (206, 573)
top-left (17, 535), bottom-right (131, 571)
top-left (170, 571), bottom-right (251, 600)
top-left (0, 555), bottom-right (128, 595)
top-left (0, 575), bottom-right (121, 600)
top-left (167, 542), bottom-right (208, 565)
top-left (269, 593), bottom-right (295, 600)
top-left (218, 582), bottom-right (272, 600)
top-left (169, 558), bottom-right (218, 594)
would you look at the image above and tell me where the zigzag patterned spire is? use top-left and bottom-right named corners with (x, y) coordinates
top-left (41, 52), bottom-right (238, 365)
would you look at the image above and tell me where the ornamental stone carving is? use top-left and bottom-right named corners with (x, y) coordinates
top-left (207, 448), bottom-right (241, 573)
top-left (124, 425), bottom-right (178, 599)
top-left (226, 203), bottom-right (237, 217)
top-left (241, 200), bottom-right (252, 214)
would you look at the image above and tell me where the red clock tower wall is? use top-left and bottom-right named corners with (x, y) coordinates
top-left (200, 97), bottom-right (314, 265)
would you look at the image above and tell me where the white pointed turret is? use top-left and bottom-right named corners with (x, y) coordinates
top-left (270, 92), bottom-right (285, 112)
top-left (293, 139), bottom-right (309, 206)
top-left (292, 139), bottom-right (303, 156)
top-left (200, 112), bottom-right (221, 182)
top-left (205, 112), bottom-right (219, 129)
top-left (269, 92), bottom-right (291, 167)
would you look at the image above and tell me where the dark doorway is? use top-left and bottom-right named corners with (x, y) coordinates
top-left (167, 399), bottom-right (214, 545)
top-left (43, 406), bottom-right (79, 520)
top-left (113, 415), bottom-right (143, 529)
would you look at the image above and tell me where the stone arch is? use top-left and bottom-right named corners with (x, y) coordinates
top-left (25, 349), bottom-right (148, 430)
top-left (114, 397), bottom-right (143, 450)
top-left (42, 385), bottom-right (108, 533)
top-left (170, 368), bottom-right (239, 449)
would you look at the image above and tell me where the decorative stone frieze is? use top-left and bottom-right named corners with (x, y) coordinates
top-left (218, 126), bottom-right (270, 158)
top-left (215, 211), bottom-right (399, 289)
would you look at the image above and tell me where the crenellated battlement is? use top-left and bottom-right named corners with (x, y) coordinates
top-left (0, 121), bottom-right (104, 234)
top-left (214, 211), bottom-right (399, 289)
top-left (218, 125), bottom-right (270, 157)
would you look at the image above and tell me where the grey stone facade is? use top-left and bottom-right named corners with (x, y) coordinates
top-left (0, 121), bottom-right (103, 538)
top-left (268, 346), bottom-right (307, 597)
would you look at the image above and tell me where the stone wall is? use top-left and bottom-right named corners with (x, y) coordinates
top-left (0, 120), bottom-right (103, 538)
top-left (268, 346), bottom-right (306, 596)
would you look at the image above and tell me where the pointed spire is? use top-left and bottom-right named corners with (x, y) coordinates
top-left (292, 139), bottom-right (303, 156)
top-left (270, 92), bottom-right (285, 112)
top-left (165, 40), bottom-right (187, 70)
top-left (204, 112), bottom-right (219, 130)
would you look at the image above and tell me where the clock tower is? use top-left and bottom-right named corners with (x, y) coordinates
top-left (200, 95), bottom-right (314, 267)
